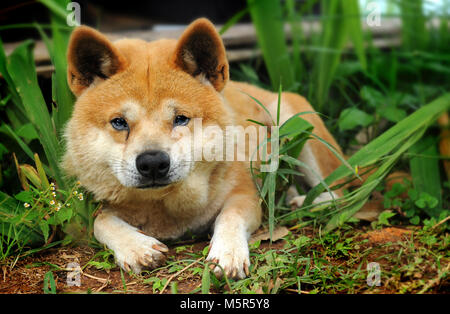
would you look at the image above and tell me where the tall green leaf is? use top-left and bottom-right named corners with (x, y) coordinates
top-left (285, 0), bottom-right (305, 82)
top-left (0, 39), bottom-right (26, 117)
top-left (346, 0), bottom-right (366, 71)
top-left (399, 0), bottom-right (428, 51)
top-left (312, 0), bottom-right (349, 110)
top-left (409, 136), bottom-right (442, 217)
top-left (38, 0), bottom-right (75, 132)
top-left (247, 0), bottom-right (295, 90)
top-left (6, 41), bottom-right (66, 189)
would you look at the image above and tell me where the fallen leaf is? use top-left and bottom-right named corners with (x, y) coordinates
top-left (249, 226), bottom-right (289, 244)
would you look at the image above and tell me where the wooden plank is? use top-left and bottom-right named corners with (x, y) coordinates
top-left (3, 18), bottom-right (407, 63)
top-left (3, 17), bottom-right (419, 78)
top-left (32, 37), bottom-right (402, 77)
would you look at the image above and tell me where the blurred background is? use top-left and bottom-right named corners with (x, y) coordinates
top-left (1, 0), bottom-right (449, 146)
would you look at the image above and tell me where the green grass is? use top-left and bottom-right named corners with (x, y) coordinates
top-left (0, 0), bottom-right (98, 260)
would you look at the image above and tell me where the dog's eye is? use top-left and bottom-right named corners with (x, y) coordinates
top-left (110, 117), bottom-right (129, 131)
top-left (174, 115), bottom-right (190, 127)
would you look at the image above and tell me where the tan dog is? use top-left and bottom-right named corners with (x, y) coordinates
top-left (62, 18), bottom-right (343, 279)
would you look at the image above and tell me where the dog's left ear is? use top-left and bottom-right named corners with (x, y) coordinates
top-left (173, 18), bottom-right (229, 92)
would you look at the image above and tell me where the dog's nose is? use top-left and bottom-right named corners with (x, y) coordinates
top-left (136, 150), bottom-right (170, 179)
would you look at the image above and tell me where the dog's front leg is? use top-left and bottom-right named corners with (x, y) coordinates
top-left (207, 191), bottom-right (261, 279)
top-left (94, 210), bottom-right (168, 273)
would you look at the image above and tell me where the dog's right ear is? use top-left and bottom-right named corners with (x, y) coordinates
top-left (67, 26), bottom-right (127, 96)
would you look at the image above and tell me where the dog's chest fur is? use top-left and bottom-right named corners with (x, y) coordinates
top-left (108, 161), bottom-right (235, 239)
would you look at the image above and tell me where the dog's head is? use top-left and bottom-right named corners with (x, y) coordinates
top-left (63, 18), bottom-right (232, 201)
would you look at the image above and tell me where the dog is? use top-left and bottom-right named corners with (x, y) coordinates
top-left (62, 18), bottom-right (344, 279)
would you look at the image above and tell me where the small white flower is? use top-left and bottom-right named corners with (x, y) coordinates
top-left (24, 203), bottom-right (30, 208)
top-left (78, 193), bottom-right (84, 201)
top-left (66, 203), bottom-right (71, 207)
top-left (49, 200), bottom-right (55, 205)
top-left (52, 192), bottom-right (56, 197)
top-left (73, 191), bottom-right (78, 196)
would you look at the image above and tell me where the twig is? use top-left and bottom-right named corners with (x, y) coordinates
top-left (159, 257), bottom-right (202, 294)
top-left (82, 272), bottom-right (108, 284)
top-left (93, 274), bottom-right (111, 292)
top-left (431, 215), bottom-right (450, 229)
top-left (285, 288), bottom-right (310, 294)
top-left (94, 280), bottom-right (109, 293)
top-left (2, 266), bottom-right (7, 282)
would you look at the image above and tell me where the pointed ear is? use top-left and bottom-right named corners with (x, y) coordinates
top-left (173, 18), bottom-right (229, 92)
top-left (67, 26), bottom-right (127, 96)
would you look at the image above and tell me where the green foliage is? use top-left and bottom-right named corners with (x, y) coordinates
top-left (0, 1), bottom-right (73, 189)
top-left (312, 0), bottom-right (366, 110)
top-left (311, 94), bottom-right (450, 232)
top-left (399, 0), bottom-right (428, 51)
top-left (381, 178), bottom-right (448, 228)
top-left (249, 87), bottom-right (321, 239)
top-left (142, 276), bottom-right (168, 294)
top-left (0, 0), bottom-right (100, 262)
top-left (409, 136), bottom-right (442, 217)
top-left (201, 264), bottom-right (211, 294)
top-left (85, 249), bottom-right (116, 271)
top-left (374, 210), bottom-right (397, 227)
top-left (247, 0), bottom-right (295, 90)
top-left (338, 107), bottom-right (374, 131)
top-left (0, 174), bottom-right (85, 260)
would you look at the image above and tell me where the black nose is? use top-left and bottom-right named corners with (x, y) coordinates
top-left (136, 150), bottom-right (170, 179)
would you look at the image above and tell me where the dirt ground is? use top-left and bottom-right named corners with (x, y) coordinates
top-left (0, 226), bottom-right (448, 294)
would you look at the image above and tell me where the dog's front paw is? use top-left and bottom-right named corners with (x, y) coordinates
top-left (112, 232), bottom-right (168, 273)
top-left (206, 234), bottom-right (250, 280)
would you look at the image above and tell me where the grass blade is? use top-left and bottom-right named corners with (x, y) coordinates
top-left (409, 136), bottom-right (442, 217)
top-left (219, 8), bottom-right (249, 35)
top-left (399, 0), bottom-right (428, 51)
top-left (201, 264), bottom-right (211, 294)
top-left (345, 0), bottom-right (366, 71)
top-left (312, 0), bottom-right (349, 111)
top-left (6, 40), bottom-right (66, 189)
top-left (325, 126), bottom-right (428, 232)
top-left (247, 0), bottom-right (295, 90)
top-left (285, 0), bottom-right (305, 82)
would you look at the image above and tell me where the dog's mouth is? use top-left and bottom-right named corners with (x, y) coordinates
top-left (136, 182), bottom-right (171, 189)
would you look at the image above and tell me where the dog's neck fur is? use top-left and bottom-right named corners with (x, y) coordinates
top-left (99, 160), bottom-right (236, 239)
